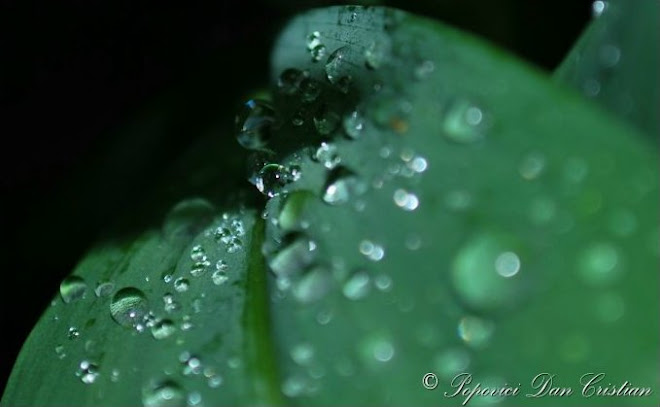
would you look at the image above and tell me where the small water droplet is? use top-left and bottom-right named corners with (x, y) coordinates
top-left (313, 110), bottom-right (340, 136)
top-left (291, 113), bottom-right (305, 126)
top-left (343, 271), bottom-right (371, 300)
top-left (323, 171), bottom-right (361, 205)
top-left (306, 31), bottom-right (322, 50)
top-left (292, 266), bottom-right (332, 303)
top-left (364, 41), bottom-right (387, 70)
top-left (151, 319), bottom-right (176, 340)
top-left (76, 360), bottom-right (100, 384)
top-left (494, 252), bottom-right (521, 277)
top-left (68, 326), bottom-right (80, 340)
top-left (290, 343), bottom-right (315, 365)
top-left (60, 276), bottom-right (88, 304)
top-left (278, 68), bottom-right (306, 95)
top-left (583, 78), bottom-right (601, 97)
top-left (577, 242), bottom-right (621, 286)
top-left (393, 189), bottom-right (419, 211)
top-left (235, 99), bottom-right (275, 150)
top-left (110, 287), bottom-right (149, 328)
top-left (300, 78), bottom-right (321, 103)
top-left (374, 274), bottom-right (393, 291)
top-left (592, 0), bottom-right (608, 18)
top-left (253, 163), bottom-right (298, 198)
top-left (458, 316), bottom-right (495, 349)
top-left (174, 277), bottom-right (189, 293)
top-left (313, 142), bottom-right (341, 169)
top-left (371, 338), bottom-right (395, 362)
top-left (408, 156), bottom-right (428, 173)
top-left (311, 44), bottom-right (327, 62)
top-left (282, 375), bottom-right (307, 397)
top-left (325, 47), bottom-right (352, 92)
top-left (142, 380), bottom-right (186, 407)
top-left (55, 345), bottom-right (66, 359)
top-left (599, 44), bottom-right (621, 68)
top-left (442, 98), bottom-right (490, 144)
top-left (414, 60), bottom-right (435, 79)
top-left (519, 152), bottom-right (546, 180)
top-left (359, 240), bottom-right (385, 261)
top-left (212, 269), bottom-right (229, 285)
top-left (94, 280), bottom-right (115, 297)
top-left (342, 110), bottom-right (365, 139)
top-left (268, 235), bottom-right (318, 278)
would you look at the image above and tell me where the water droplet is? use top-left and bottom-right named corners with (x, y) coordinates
top-left (393, 189), bottom-right (419, 211)
top-left (94, 280), bottom-right (115, 297)
top-left (60, 276), bottom-right (88, 304)
top-left (268, 235), bottom-right (318, 278)
top-left (452, 233), bottom-right (523, 312)
top-left (442, 98), bottom-right (490, 144)
top-left (182, 354), bottom-right (203, 376)
top-left (364, 41), bottom-right (387, 70)
top-left (162, 199), bottom-right (215, 240)
top-left (207, 374), bottom-right (223, 388)
top-left (55, 345), bottom-right (66, 359)
top-left (405, 234), bottom-right (422, 251)
top-left (494, 252), bottom-right (521, 277)
top-left (343, 271), bottom-right (371, 300)
top-left (190, 245), bottom-right (206, 262)
top-left (292, 266), bottom-right (331, 303)
top-left (190, 261), bottom-right (210, 277)
top-left (408, 156), bottom-right (428, 173)
top-left (313, 142), bottom-right (341, 169)
top-left (359, 240), bottom-right (385, 261)
top-left (110, 287), bottom-right (149, 328)
top-left (253, 163), bottom-right (298, 198)
top-left (278, 68), bottom-right (306, 95)
top-left (458, 316), bottom-right (495, 349)
top-left (306, 31), bottom-right (322, 50)
top-left (592, 0), bottom-right (607, 18)
top-left (323, 171), bottom-right (361, 205)
top-left (290, 343), bottom-right (315, 365)
top-left (212, 269), bottom-right (229, 285)
top-left (300, 78), bottom-right (321, 103)
top-left (235, 99), bottom-right (275, 150)
top-left (313, 110), bottom-right (340, 136)
top-left (374, 274), bottom-right (393, 291)
top-left (68, 326), bottom-right (80, 340)
top-left (370, 338), bottom-right (395, 362)
top-left (110, 369), bottom-right (120, 383)
top-left (577, 242), bottom-right (621, 286)
top-left (278, 191), bottom-right (311, 231)
top-left (142, 380), bottom-right (185, 407)
top-left (519, 152), bottom-right (546, 180)
top-left (342, 110), bottom-right (365, 139)
top-left (311, 44), bottom-right (327, 62)
top-left (414, 60), bottom-right (435, 79)
top-left (325, 47), bottom-right (352, 92)
top-left (173, 278), bottom-right (189, 293)
top-left (151, 319), bottom-right (176, 340)
top-left (76, 360), bottom-right (100, 384)
top-left (282, 375), bottom-right (307, 397)
top-left (291, 113), bottom-right (305, 126)
top-left (599, 44), bottom-right (621, 68)
top-left (445, 190), bottom-right (473, 211)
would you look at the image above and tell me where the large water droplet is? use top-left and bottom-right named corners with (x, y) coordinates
top-left (142, 380), bottom-right (186, 407)
top-left (452, 233), bottom-right (523, 312)
top-left (110, 287), bottom-right (149, 328)
top-left (442, 98), bottom-right (490, 144)
top-left (268, 235), bottom-right (318, 278)
top-left (577, 242), bottom-right (621, 286)
top-left (325, 47), bottom-right (353, 93)
top-left (235, 99), bottom-right (275, 150)
top-left (60, 276), bottom-right (88, 304)
top-left (314, 142), bottom-right (341, 169)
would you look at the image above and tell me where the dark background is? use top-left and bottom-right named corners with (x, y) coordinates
top-left (0, 0), bottom-right (593, 393)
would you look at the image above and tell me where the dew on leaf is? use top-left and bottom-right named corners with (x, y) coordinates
top-left (151, 319), bottom-right (176, 340)
top-left (577, 242), bottom-right (621, 286)
top-left (76, 360), bottom-right (100, 384)
top-left (268, 235), bottom-right (318, 278)
top-left (67, 326), bottom-right (80, 340)
top-left (253, 163), bottom-right (298, 198)
top-left (235, 99), bottom-right (275, 150)
top-left (442, 98), bottom-right (490, 144)
top-left (314, 142), bottom-right (341, 169)
top-left (519, 152), bottom-right (546, 180)
top-left (325, 47), bottom-right (353, 92)
top-left (393, 189), bottom-right (419, 211)
top-left (94, 280), bottom-right (115, 297)
top-left (60, 276), bottom-right (88, 304)
top-left (142, 380), bottom-right (186, 407)
top-left (292, 266), bottom-right (332, 303)
top-left (343, 110), bottom-right (365, 139)
top-left (343, 271), bottom-right (371, 300)
top-left (300, 78), bottom-right (322, 103)
top-left (110, 287), bottom-right (149, 328)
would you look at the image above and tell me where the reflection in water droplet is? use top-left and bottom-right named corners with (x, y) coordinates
top-left (174, 278), bottom-right (189, 293)
top-left (458, 316), bottom-right (494, 349)
top-left (519, 152), bottom-right (546, 180)
top-left (110, 287), bottom-right (149, 328)
top-left (282, 375), bottom-right (307, 397)
top-left (311, 45), bottom-right (327, 62)
top-left (306, 31), bottom-right (322, 50)
top-left (151, 319), bottom-right (176, 340)
top-left (314, 142), bottom-right (341, 169)
top-left (323, 170), bottom-right (363, 206)
top-left (442, 98), bottom-right (490, 144)
top-left (76, 360), bottom-right (100, 384)
top-left (414, 60), bottom-right (435, 79)
top-left (393, 189), bottom-right (419, 211)
top-left (577, 242), bottom-right (621, 286)
top-left (142, 380), bottom-right (186, 407)
top-left (235, 99), bottom-right (275, 150)
top-left (343, 271), bottom-right (371, 300)
top-left (268, 235), bottom-right (318, 278)
top-left (452, 233), bottom-right (523, 312)
top-left (60, 276), bottom-right (88, 304)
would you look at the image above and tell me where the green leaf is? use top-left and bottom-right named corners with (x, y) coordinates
top-left (4, 5), bottom-right (658, 407)
top-left (554, 0), bottom-right (659, 138)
